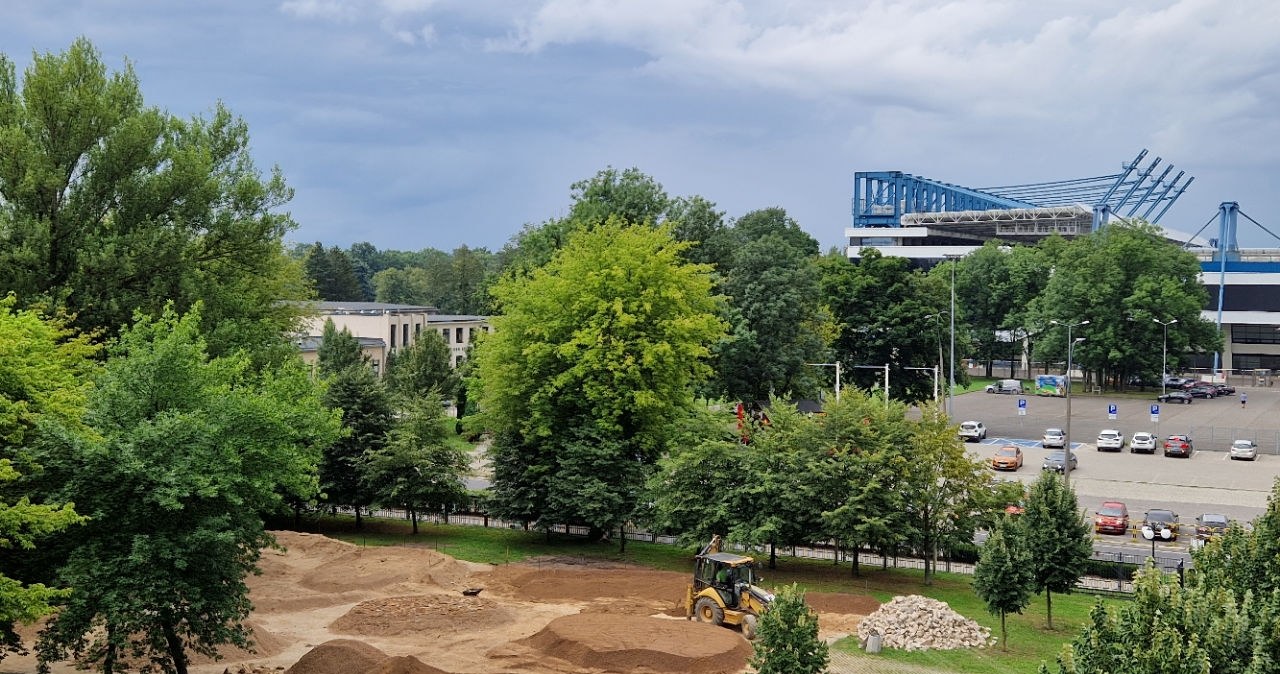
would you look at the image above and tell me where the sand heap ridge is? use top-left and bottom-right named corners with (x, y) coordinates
top-left (284, 639), bottom-right (449, 674)
top-left (518, 613), bottom-right (751, 674)
top-left (330, 594), bottom-right (515, 637)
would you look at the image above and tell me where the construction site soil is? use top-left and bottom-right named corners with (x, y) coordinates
top-left (4, 531), bottom-right (883, 674)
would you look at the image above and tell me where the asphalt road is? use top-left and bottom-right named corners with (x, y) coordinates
top-left (954, 382), bottom-right (1280, 561)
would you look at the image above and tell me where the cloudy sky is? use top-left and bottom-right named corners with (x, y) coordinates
top-left (5, 0), bottom-right (1278, 251)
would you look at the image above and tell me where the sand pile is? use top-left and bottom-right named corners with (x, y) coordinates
top-left (299, 546), bottom-right (471, 595)
top-left (484, 563), bottom-right (689, 616)
top-left (187, 620), bottom-right (288, 665)
top-left (330, 594), bottom-right (514, 637)
top-left (517, 613), bottom-right (751, 674)
top-left (284, 639), bottom-right (449, 674)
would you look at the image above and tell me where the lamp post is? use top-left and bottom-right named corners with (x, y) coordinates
top-left (1051, 319), bottom-right (1089, 486)
top-left (806, 361), bottom-right (842, 403)
top-left (925, 312), bottom-right (948, 402)
top-left (1154, 318), bottom-right (1178, 398)
top-left (944, 254), bottom-right (963, 418)
top-left (853, 364), bottom-right (890, 409)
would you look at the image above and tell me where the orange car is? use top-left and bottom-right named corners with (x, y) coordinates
top-left (990, 445), bottom-right (1024, 471)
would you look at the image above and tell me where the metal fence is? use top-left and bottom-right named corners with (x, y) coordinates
top-left (347, 506), bottom-right (1171, 594)
top-left (1185, 427), bottom-right (1280, 455)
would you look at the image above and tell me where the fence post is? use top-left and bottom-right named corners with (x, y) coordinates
top-left (1115, 552), bottom-right (1124, 591)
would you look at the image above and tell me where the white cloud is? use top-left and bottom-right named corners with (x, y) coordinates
top-left (380, 0), bottom-right (436, 14)
top-left (279, 0), bottom-right (356, 21)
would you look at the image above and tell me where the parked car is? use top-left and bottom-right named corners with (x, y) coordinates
top-left (1164, 376), bottom-right (1189, 387)
top-left (1187, 384), bottom-right (1218, 398)
top-left (1094, 501), bottom-right (1130, 535)
top-left (1192, 513), bottom-right (1230, 549)
top-left (1157, 390), bottom-right (1193, 404)
top-left (1130, 431), bottom-right (1158, 453)
top-left (1096, 429), bottom-right (1125, 452)
top-left (1042, 450), bottom-right (1078, 473)
top-left (990, 445), bottom-right (1024, 471)
top-left (1142, 508), bottom-right (1180, 541)
top-left (1163, 435), bottom-right (1194, 458)
top-left (1042, 428), bottom-right (1066, 449)
top-left (1230, 439), bottom-right (1258, 461)
top-left (958, 420), bottom-right (987, 442)
top-left (985, 379), bottom-right (1024, 394)
top-left (1211, 383), bottom-right (1236, 396)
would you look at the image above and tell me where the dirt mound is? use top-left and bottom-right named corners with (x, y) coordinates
top-left (299, 546), bottom-right (471, 595)
top-left (330, 594), bottom-right (514, 637)
top-left (284, 639), bottom-right (448, 674)
top-left (518, 613), bottom-right (750, 674)
top-left (187, 620), bottom-right (288, 665)
top-left (484, 564), bottom-right (688, 612)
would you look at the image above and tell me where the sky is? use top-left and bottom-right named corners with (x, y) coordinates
top-left (4, 0), bottom-right (1279, 252)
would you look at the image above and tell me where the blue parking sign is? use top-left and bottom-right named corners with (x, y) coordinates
top-left (1108, 403), bottom-right (1117, 415)
top-left (1151, 404), bottom-right (1160, 415)
top-left (1017, 398), bottom-right (1027, 409)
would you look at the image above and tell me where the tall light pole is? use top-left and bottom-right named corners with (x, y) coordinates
top-left (925, 313), bottom-right (948, 402)
top-left (1154, 318), bottom-right (1178, 398)
top-left (945, 254), bottom-right (963, 418)
top-left (1051, 319), bottom-right (1089, 486)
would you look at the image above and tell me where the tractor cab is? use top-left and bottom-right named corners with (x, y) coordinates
top-left (685, 536), bottom-right (774, 639)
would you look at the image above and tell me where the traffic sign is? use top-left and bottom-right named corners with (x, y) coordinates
top-left (1107, 403), bottom-right (1117, 420)
top-left (1151, 404), bottom-right (1160, 415)
top-left (1017, 398), bottom-right (1027, 416)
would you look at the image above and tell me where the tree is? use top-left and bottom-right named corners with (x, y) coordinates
top-left (34, 306), bottom-right (341, 674)
top-left (666, 195), bottom-right (733, 270)
top-left (973, 516), bottom-right (1033, 650)
top-left (567, 166), bottom-right (670, 226)
top-left (361, 394), bottom-right (468, 534)
top-left (303, 243), bottom-right (366, 301)
top-left (372, 266), bottom-right (433, 305)
top-left (748, 583), bottom-right (828, 674)
top-left (316, 319), bottom-right (366, 377)
top-left (475, 219), bottom-right (726, 540)
top-left (319, 363), bottom-right (393, 530)
top-left (0, 39), bottom-right (309, 357)
top-left (1021, 471), bottom-right (1091, 629)
top-left (385, 329), bottom-right (457, 400)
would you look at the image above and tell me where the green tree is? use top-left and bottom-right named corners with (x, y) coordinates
top-left (567, 166), bottom-right (670, 226)
top-left (666, 195), bottom-right (733, 270)
top-left (372, 266), bottom-right (433, 305)
top-left (361, 393), bottom-right (468, 534)
top-left (1021, 471), bottom-right (1091, 629)
top-left (316, 319), bottom-right (366, 377)
top-left (973, 516), bottom-right (1033, 650)
top-left (0, 39), bottom-right (308, 357)
top-left (34, 306), bottom-right (340, 674)
top-left (749, 583), bottom-right (828, 674)
top-left (303, 243), bottom-right (366, 301)
top-left (385, 329), bottom-right (457, 400)
top-left (319, 364), bottom-right (393, 530)
top-left (475, 220), bottom-right (726, 540)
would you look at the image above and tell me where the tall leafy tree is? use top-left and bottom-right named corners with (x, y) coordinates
top-left (316, 319), bottom-right (366, 377)
top-left (0, 39), bottom-right (308, 356)
top-left (1021, 471), bottom-right (1092, 629)
top-left (319, 364), bottom-right (393, 530)
top-left (475, 219), bottom-right (726, 539)
top-left (748, 584), bottom-right (828, 674)
top-left (34, 306), bottom-right (340, 674)
top-left (372, 266), bottom-right (433, 305)
top-left (361, 394), bottom-right (468, 533)
top-left (666, 195), bottom-right (733, 270)
top-left (303, 243), bottom-right (366, 301)
top-left (567, 166), bottom-right (670, 226)
top-left (385, 330), bottom-right (457, 400)
top-left (973, 516), bottom-right (1033, 650)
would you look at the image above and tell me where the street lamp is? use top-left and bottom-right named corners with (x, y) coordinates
top-left (925, 312), bottom-right (949, 402)
top-left (944, 254), bottom-right (964, 418)
top-left (1154, 318), bottom-right (1178, 398)
top-left (1050, 319), bottom-right (1090, 486)
top-left (806, 361), bottom-right (842, 403)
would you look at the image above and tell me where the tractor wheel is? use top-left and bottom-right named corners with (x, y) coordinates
top-left (742, 614), bottom-right (759, 640)
top-left (694, 597), bottom-right (725, 626)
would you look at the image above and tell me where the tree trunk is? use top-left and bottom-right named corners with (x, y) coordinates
top-left (293, 503), bottom-right (302, 529)
top-left (769, 541), bottom-right (777, 570)
top-left (411, 507), bottom-right (419, 535)
top-left (833, 540), bottom-right (839, 565)
top-left (618, 524), bottom-right (627, 553)
top-left (103, 625), bottom-right (118, 674)
top-left (1046, 590), bottom-right (1054, 630)
top-left (162, 618), bottom-right (188, 674)
top-left (1000, 611), bottom-right (1007, 651)
top-left (355, 507), bottom-right (363, 530)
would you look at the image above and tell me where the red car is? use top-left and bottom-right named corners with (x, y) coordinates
top-left (1094, 501), bottom-right (1130, 535)
top-left (1163, 435), bottom-right (1193, 458)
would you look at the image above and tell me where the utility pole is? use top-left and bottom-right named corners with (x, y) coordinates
top-left (806, 361), bottom-right (842, 403)
top-left (944, 254), bottom-right (963, 418)
top-left (1051, 319), bottom-right (1089, 487)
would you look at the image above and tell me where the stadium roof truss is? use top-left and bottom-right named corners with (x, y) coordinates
top-left (852, 149), bottom-right (1193, 231)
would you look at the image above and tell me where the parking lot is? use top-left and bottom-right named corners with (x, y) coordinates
top-left (951, 382), bottom-right (1280, 554)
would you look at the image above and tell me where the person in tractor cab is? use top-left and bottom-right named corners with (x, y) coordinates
top-left (714, 566), bottom-right (738, 607)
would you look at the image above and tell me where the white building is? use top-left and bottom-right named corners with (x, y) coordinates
top-left (297, 301), bottom-right (491, 374)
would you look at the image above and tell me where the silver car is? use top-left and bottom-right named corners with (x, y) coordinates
top-left (958, 420), bottom-right (987, 442)
top-left (1230, 439), bottom-right (1258, 461)
top-left (1043, 428), bottom-right (1066, 448)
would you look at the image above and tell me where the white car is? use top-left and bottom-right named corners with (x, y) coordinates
top-left (1230, 439), bottom-right (1258, 461)
top-left (1097, 430), bottom-right (1125, 451)
top-left (958, 420), bottom-right (987, 442)
top-left (1130, 432), bottom-right (1157, 453)
top-left (1042, 428), bottom-right (1066, 448)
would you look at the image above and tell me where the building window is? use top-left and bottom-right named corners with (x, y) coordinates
top-left (390, 325), bottom-right (396, 348)
top-left (455, 327), bottom-right (463, 343)
top-left (442, 328), bottom-right (449, 342)
top-left (1232, 324), bottom-right (1280, 345)
top-left (372, 360), bottom-right (380, 375)
top-left (403, 324), bottom-right (409, 346)
top-left (415, 323), bottom-right (421, 336)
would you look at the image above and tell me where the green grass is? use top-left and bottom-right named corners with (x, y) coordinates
top-left (287, 514), bottom-right (1121, 674)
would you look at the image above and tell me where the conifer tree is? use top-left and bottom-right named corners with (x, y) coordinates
top-left (749, 584), bottom-right (828, 674)
top-left (1021, 471), bottom-right (1092, 628)
top-left (973, 516), bottom-right (1033, 650)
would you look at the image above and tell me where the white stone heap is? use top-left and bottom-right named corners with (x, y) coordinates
top-left (856, 595), bottom-right (995, 651)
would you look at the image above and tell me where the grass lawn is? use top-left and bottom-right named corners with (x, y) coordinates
top-left (291, 514), bottom-right (1119, 674)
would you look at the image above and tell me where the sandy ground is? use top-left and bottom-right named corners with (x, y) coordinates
top-left (2, 531), bottom-right (884, 674)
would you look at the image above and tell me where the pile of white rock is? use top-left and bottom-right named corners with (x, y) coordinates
top-left (857, 595), bottom-right (994, 651)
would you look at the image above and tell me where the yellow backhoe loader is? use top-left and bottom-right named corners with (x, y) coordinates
top-left (684, 535), bottom-right (774, 639)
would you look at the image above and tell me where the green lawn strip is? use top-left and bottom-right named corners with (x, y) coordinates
top-left (292, 514), bottom-right (1121, 674)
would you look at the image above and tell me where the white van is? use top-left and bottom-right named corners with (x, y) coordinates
top-left (985, 379), bottom-right (1024, 394)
